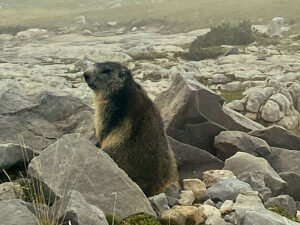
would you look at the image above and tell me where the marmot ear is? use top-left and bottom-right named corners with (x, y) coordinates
top-left (119, 68), bottom-right (130, 78)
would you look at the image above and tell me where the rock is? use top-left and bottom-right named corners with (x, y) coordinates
top-left (28, 134), bottom-right (155, 219)
top-left (223, 81), bottom-right (243, 92)
top-left (249, 125), bottom-right (300, 151)
top-left (16, 28), bottom-right (49, 40)
top-left (220, 200), bottom-right (235, 214)
top-left (0, 182), bottom-right (23, 201)
top-left (224, 152), bottom-right (287, 196)
top-left (297, 211), bottom-right (300, 222)
top-left (164, 184), bottom-right (179, 207)
top-left (224, 47), bottom-right (240, 56)
top-left (148, 193), bottom-right (170, 218)
top-left (155, 74), bottom-right (263, 143)
top-left (215, 201), bottom-right (223, 209)
top-left (203, 199), bottom-right (215, 207)
top-left (0, 83), bottom-right (94, 152)
top-left (233, 208), bottom-right (299, 225)
top-left (0, 143), bottom-right (35, 171)
top-left (237, 171), bottom-right (272, 201)
top-left (267, 147), bottom-right (300, 175)
top-left (0, 199), bottom-right (37, 225)
top-left (267, 17), bottom-right (285, 37)
top-left (54, 190), bottom-right (108, 225)
top-left (169, 137), bottom-right (224, 181)
top-left (169, 122), bottom-right (226, 155)
top-left (233, 191), bottom-right (265, 210)
top-left (183, 179), bottom-right (206, 202)
top-left (74, 16), bottom-right (86, 26)
top-left (265, 195), bottom-right (297, 217)
top-left (74, 59), bottom-right (94, 72)
top-left (203, 178), bottom-right (252, 202)
top-left (203, 170), bottom-right (235, 188)
top-left (279, 172), bottom-right (300, 201)
top-left (210, 74), bottom-right (229, 84)
top-left (160, 205), bottom-right (205, 225)
top-left (178, 190), bottom-right (195, 206)
top-left (261, 100), bottom-right (284, 122)
top-left (200, 204), bottom-right (221, 219)
top-left (245, 89), bottom-right (269, 113)
top-left (205, 215), bottom-right (232, 225)
top-left (214, 131), bottom-right (271, 160)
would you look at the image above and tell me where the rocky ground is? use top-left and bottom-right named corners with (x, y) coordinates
top-left (1, 21), bottom-right (300, 225)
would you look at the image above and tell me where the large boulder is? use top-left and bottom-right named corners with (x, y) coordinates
top-left (224, 152), bottom-right (287, 196)
top-left (169, 137), bottom-right (224, 181)
top-left (28, 134), bottom-right (155, 219)
top-left (214, 131), bottom-right (271, 160)
top-left (0, 82), bottom-right (94, 152)
top-left (249, 126), bottom-right (300, 151)
top-left (155, 74), bottom-right (264, 152)
top-left (0, 199), bottom-right (37, 225)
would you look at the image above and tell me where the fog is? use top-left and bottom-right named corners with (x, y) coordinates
top-left (1, 0), bottom-right (300, 34)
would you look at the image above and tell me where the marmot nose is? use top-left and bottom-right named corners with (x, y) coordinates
top-left (83, 72), bottom-right (90, 81)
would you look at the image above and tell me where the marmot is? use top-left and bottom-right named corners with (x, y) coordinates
top-left (83, 61), bottom-right (178, 196)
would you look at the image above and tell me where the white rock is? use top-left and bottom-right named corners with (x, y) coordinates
top-left (261, 100), bottom-right (284, 122)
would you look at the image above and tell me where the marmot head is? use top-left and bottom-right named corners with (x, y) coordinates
top-left (83, 62), bottom-right (132, 96)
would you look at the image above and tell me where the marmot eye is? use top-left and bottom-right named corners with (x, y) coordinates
top-left (102, 68), bottom-right (111, 73)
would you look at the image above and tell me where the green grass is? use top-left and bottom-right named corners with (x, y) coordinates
top-left (220, 90), bottom-right (245, 103)
top-left (1, 0), bottom-right (300, 34)
top-left (268, 207), bottom-right (298, 222)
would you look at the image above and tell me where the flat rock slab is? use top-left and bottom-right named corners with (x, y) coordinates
top-left (28, 134), bottom-right (156, 219)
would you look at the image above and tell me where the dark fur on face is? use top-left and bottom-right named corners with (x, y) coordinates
top-left (83, 62), bottom-right (132, 96)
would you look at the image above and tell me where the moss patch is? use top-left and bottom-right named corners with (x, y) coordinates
top-left (122, 213), bottom-right (161, 225)
top-left (220, 90), bottom-right (245, 103)
top-left (267, 207), bottom-right (298, 222)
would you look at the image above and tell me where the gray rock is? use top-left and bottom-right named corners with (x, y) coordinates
top-left (169, 137), bottom-right (224, 182)
top-left (203, 170), bottom-right (235, 188)
top-left (267, 147), bottom-right (300, 175)
top-left (169, 122), bottom-right (226, 155)
top-left (261, 100), bottom-right (283, 122)
top-left (203, 199), bottom-right (215, 207)
top-left (0, 182), bottom-right (23, 201)
top-left (245, 89), bottom-right (268, 113)
top-left (155, 74), bottom-right (263, 141)
top-left (224, 47), bottom-right (240, 56)
top-left (237, 171), bottom-right (272, 201)
top-left (265, 195), bottom-right (297, 217)
top-left (54, 190), bottom-right (108, 225)
top-left (164, 183), bottom-right (179, 207)
top-left (0, 199), bottom-right (37, 225)
top-left (233, 208), bottom-right (299, 225)
top-left (205, 215), bottom-right (233, 225)
top-left (0, 83), bottom-right (94, 152)
top-left (280, 172), bottom-right (300, 201)
top-left (214, 131), bottom-right (271, 160)
top-left (203, 178), bottom-right (252, 202)
top-left (267, 17), bottom-right (285, 37)
top-left (224, 152), bottom-right (287, 196)
top-left (0, 143), bottom-right (35, 171)
top-left (28, 134), bottom-right (155, 219)
top-left (249, 125), bottom-right (300, 151)
top-left (148, 193), bottom-right (170, 218)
